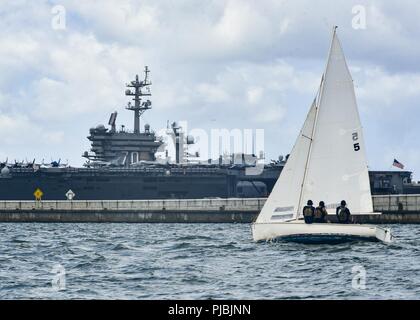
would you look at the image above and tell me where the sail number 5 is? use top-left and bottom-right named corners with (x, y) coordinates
top-left (352, 132), bottom-right (360, 151)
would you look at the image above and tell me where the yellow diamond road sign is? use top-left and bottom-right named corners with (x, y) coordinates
top-left (34, 188), bottom-right (43, 201)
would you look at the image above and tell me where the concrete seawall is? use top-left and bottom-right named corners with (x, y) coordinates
top-left (0, 198), bottom-right (262, 223)
top-left (0, 195), bottom-right (419, 223)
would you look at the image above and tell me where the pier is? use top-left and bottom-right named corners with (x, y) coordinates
top-left (0, 195), bottom-right (419, 223)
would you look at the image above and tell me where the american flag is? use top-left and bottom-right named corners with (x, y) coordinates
top-left (393, 159), bottom-right (405, 170)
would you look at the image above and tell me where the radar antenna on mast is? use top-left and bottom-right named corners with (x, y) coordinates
top-left (125, 66), bottom-right (152, 133)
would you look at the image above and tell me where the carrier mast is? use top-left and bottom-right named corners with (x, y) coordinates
top-left (125, 66), bottom-right (152, 133)
top-left (84, 66), bottom-right (163, 165)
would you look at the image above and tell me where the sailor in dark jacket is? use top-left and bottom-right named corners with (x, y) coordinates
top-left (314, 201), bottom-right (328, 223)
top-left (302, 200), bottom-right (315, 224)
top-left (336, 200), bottom-right (351, 224)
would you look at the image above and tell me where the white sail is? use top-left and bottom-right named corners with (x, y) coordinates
top-left (298, 28), bottom-right (373, 215)
top-left (251, 28), bottom-right (391, 244)
top-left (256, 99), bottom-right (318, 223)
top-left (256, 28), bottom-right (373, 225)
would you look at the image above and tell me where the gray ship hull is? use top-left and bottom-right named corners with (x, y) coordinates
top-left (0, 167), bottom-right (243, 200)
top-left (0, 166), bottom-right (418, 200)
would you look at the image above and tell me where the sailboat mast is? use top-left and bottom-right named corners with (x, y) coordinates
top-left (295, 26), bottom-right (338, 219)
top-left (296, 94), bottom-right (320, 219)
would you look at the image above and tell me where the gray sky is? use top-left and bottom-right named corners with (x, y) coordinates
top-left (0, 0), bottom-right (419, 178)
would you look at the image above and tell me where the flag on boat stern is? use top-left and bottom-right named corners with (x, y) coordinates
top-left (393, 159), bottom-right (405, 169)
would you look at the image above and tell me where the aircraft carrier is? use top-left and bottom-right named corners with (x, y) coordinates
top-left (0, 67), bottom-right (418, 200)
top-left (0, 67), bottom-right (284, 200)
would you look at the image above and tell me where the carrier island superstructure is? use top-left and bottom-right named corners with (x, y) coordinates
top-left (0, 67), bottom-right (284, 200)
top-left (0, 67), bottom-right (418, 200)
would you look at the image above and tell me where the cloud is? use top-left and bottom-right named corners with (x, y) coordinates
top-left (355, 66), bottom-right (420, 109)
top-left (254, 105), bottom-right (286, 124)
top-left (196, 83), bottom-right (230, 104)
top-left (0, 114), bottom-right (64, 146)
top-left (213, 0), bottom-right (275, 52)
top-left (247, 87), bottom-right (264, 105)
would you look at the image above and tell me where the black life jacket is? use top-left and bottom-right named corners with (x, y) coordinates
top-left (337, 207), bottom-right (349, 222)
top-left (303, 206), bottom-right (314, 217)
top-left (314, 207), bottom-right (326, 219)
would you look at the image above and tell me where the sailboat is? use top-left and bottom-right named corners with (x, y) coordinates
top-left (252, 27), bottom-right (393, 244)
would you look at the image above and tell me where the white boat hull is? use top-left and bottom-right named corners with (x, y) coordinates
top-left (252, 220), bottom-right (393, 244)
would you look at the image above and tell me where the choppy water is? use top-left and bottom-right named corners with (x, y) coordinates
top-left (0, 223), bottom-right (418, 299)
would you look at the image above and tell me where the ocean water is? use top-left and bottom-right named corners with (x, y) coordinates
top-left (0, 223), bottom-right (418, 300)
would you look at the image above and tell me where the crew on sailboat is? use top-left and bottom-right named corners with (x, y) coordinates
top-left (303, 200), bottom-right (315, 224)
top-left (314, 201), bottom-right (327, 223)
top-left (336, 200), bottom-right (351, 224)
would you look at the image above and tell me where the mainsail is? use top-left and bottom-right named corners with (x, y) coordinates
top-left (256, 27), bottom-right (373, 224)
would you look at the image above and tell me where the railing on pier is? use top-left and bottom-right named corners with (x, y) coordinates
top-left (0, 198), bottom-right (266, 212)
